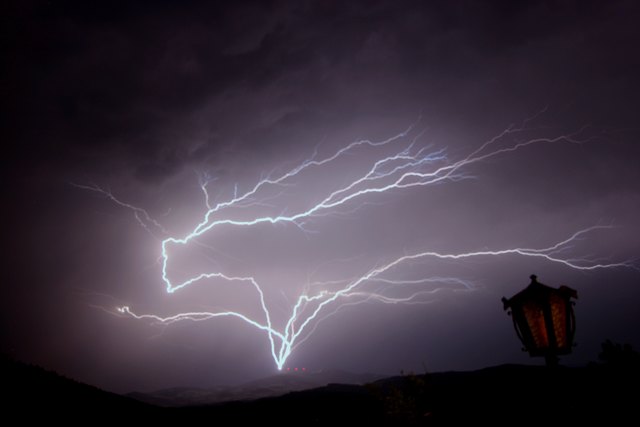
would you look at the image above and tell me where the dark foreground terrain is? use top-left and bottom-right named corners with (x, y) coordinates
top-left (2, 355), bottom-right (638, 425)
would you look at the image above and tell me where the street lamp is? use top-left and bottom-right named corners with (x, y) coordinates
top-left (502, 274), bottom-right (578, 366)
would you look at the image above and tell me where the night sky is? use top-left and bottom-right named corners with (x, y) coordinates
top-left (3, 0), bottom-right (640, 393)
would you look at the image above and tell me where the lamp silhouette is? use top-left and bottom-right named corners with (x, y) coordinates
top-left (502, 275), bottom-right (577, 367)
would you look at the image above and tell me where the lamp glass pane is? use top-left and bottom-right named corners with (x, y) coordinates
top-left (522, 302), bottom-right (548, 350)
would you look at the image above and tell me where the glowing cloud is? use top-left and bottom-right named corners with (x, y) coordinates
top-left (79, 121), bottom-right (634, 370)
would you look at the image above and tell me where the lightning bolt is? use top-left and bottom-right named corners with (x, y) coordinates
top-left (80, 120), bottom-right (635, 370)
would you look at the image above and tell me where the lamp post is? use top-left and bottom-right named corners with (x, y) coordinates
top-left (502, 275), bottom-right (577, 367)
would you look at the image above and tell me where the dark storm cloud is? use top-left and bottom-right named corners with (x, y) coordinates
top-left (5, 0), bottom-right (637, 177)
top-left (2, 0), bottom-right (639, 392)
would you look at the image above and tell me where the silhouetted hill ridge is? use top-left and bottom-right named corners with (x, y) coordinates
top-left (1, 354), bottom-right (155, 421)
top-left (128, 367), bottom-right (384, 406)
top-left (3, 355), bottom-right (638, 425)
